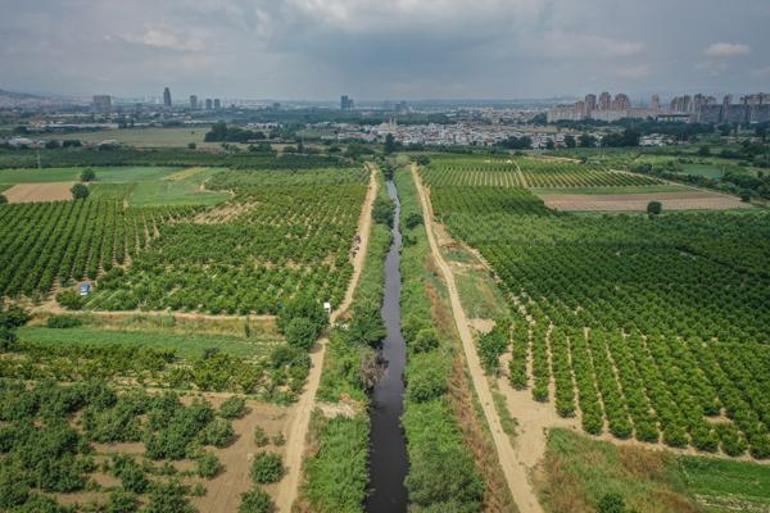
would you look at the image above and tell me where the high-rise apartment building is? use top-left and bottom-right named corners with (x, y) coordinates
top-left (92, 95), bottom-right (112, 113)
top-left (612, 93), bottom-right (631, 111)
top-left (584, 94), bottom-right (597, 115)
top-left (340, 95), bottom-right (354, 110)
top-left (205, 98), bottom-right (213, 110)
top-left (189, 95), bottom-right (198, 110)
top-left (575, 100), bottom-right (586, 118)
top-left (598, 92), bottom-right (611, 110)
top-left (163, 87), bottom-right (172, 107)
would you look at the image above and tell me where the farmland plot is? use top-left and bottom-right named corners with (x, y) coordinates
top-left (3, 181), bottom-right (75, 203)
top-left (421, 157), bottom-right (525, 188)
top-left (539, 191), bottom-right (751, 211)
top-left (1, 164), bottom-right (369, 316)
top-left (421, 157), bottom-right (770, 459)
top-left (423, 155), bottom-right (663, 190)
top-left (0, 157), bottom-right (372, 513)
top-left (89, 167), bottom-right (369, 314)
top-left (0, 200), bottom-right (196, 298)
top-left (0, 380), bottom-right (293, 513)
top-left (517, 158), bottom-right (661, 188)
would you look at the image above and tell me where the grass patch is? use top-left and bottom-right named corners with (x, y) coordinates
top-left (44, 127), bottom-right (219, 148)
top-left (538, 428), bottom-right (696, 513)
top-left (679, 457), bottom-right (770, 506)
top-left (54, 312), bottom-right (280, 338)
top-left (0, 167), bottom-right (81, 183)
top-left (539, 428), bottom-right (770, 513)
top-left (0, 166), bottom-right (183, 184)
top-left (89, 166), bottom-right (229, 206)
top-left (88, 182), bottom-right (136, 201)
top-left (164, 167), bottom-right (208, 181)
top-left (443, 248), bottom-right (475, 263)
top-left (491, 384), bottom-right (517, 438)
top-left (128, 177), bottom-right (230, 207)
top-left (94, 166), bottom-right (181, 182)
top-left (678, 164), bottom-right (726, 179)
top-left (0, 166), bottom-right (228, 206)
top-left (17, 325), bottom-right (276, 359)
top-left (454, 264), bottom-right (509, 320)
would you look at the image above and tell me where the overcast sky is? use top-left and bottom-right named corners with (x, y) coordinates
top-left (1, 0), bottom-right (768, 100)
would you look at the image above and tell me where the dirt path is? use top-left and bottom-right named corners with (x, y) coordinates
top-left (274, 163), bottom-right (379, 513)
top-left (412, 165), bottom-right (544, 513)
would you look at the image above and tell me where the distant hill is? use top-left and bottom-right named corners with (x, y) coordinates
top-left (0, 88), bottom-right (76, 108)
top-left (0, 88), bottom-right (44, 100)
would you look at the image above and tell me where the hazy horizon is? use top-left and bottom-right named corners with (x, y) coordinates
top-left (1, 0), bottom-right (768, 101)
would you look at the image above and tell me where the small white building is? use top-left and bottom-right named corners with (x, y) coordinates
top-left (79, 282), bottom-right (92, 296)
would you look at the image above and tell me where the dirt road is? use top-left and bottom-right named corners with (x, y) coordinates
top-left (412, 164), bottom-right (544, 513)
top-left (274, 164), bottom-right (379, 513)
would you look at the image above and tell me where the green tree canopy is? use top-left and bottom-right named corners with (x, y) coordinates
top-left (71, 183), bottom-right (89, 200)
top-left (80, 168), bottom-right (96, 182)
top-left (646, 201), bottom-right (662, 216)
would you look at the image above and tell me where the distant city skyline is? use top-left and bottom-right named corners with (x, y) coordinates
top-left (14, 87), bottom-right (770, 107)
top-left (14, 87), bottom-right (770, 112)
top-left (1, 0), bottom-right (769, 100)
top-left (548, 89), bottom-right (770, 123)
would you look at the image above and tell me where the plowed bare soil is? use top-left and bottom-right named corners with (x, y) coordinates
top-left (5, 181), bottom-right (74, 203)
top-left (539, 191), bottom-right (751, 212)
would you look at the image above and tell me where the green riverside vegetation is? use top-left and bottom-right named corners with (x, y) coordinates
top-left (396, 164), bottom-right (484, 512)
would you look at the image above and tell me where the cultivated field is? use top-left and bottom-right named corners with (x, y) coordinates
top-left (424, 155), bottom-right (663, 189)
top-left (87, 166), bottom-right (369, 314)
top-left (45, 127), bottom-right (220, 148)
top-left (0, 163), bottom-right (367, 312)
top-left (3, 181), bottom-right (75, 203)
top-left (0, 153), bottom-right (375, 513)
top-left (0, 199), bottom-right (195, 298)
top-left (421, 155), bottom-right (770, 460)
top-left (517, 157), bottom-right (661, 188)
top-left (0, 379), bottom-right (295, 513)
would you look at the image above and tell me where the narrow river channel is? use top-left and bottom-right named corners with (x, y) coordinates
top-left (365, 179), bottom-right (409, 513)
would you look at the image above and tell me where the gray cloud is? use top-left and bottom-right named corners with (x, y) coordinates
top-left (704, 42), bottom-right (751, 58)
top-left (0, 0), bottom-right (768, 99)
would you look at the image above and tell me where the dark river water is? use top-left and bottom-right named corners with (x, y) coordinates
top-left (365, 179), bottom-right (409, 513)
